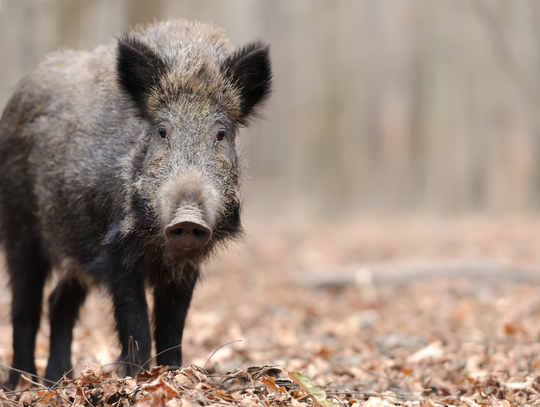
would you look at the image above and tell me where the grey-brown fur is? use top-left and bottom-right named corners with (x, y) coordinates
top-left (0, 20), bottom-right (271, 386)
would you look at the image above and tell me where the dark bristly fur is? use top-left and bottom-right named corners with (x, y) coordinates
top-left (0, 20), bottom-right (271, 386)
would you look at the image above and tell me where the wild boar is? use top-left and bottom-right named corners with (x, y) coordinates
top-left (0, 20), bottom-right (271, 385)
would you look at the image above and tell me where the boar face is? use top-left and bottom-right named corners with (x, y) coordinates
top-left (116, 33), bottom-right (271, 264)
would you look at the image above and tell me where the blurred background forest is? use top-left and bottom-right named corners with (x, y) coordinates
top-left (1, 0), bottom-right (540, 219)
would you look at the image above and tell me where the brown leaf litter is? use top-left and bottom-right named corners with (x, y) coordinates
top-left (2, 217), bottom-right (540, 406)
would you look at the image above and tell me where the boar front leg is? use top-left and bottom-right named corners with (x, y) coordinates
top-left (153, 266), bottom-right (200, 369)
top-left (109, 270), bottom-right (152, 376)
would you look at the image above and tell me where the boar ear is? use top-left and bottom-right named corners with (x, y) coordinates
top-left (117, 36), bottom-right (168, 114)
top-left (223, 41), bottom-right (272, 121)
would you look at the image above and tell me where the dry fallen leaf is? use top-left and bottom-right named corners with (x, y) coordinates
top-left (138, 381), bottom-right (178, 405)
top-left (172, 364), bottom-right (213, 387)
top-left (261, 376), bottom-right (280, 393)
top-left (79, 362), bottom-right (102, 384)
top-left (136, 365), bottom-right (168, 381)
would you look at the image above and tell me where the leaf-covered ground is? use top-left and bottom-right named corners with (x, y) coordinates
top-left (1, 217), bottom-right (540, 406)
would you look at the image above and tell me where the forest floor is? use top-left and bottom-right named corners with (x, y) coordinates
top-left (1, 216), bottom-right (540, 406)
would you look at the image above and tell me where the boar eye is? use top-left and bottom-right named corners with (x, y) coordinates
top-left (214, 130), bottom-right (226, 145)
top-left (158, 126), bottom-right (168, 141)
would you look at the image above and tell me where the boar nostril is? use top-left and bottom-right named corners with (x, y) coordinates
top-left (170, 228), bottom-right (184, 236)
top-left (165, 221), bottom-right (212, 251)
top-left (193, 229), bottom-right (205, 237)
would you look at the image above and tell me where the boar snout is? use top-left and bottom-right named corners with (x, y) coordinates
top-left (165, 218), bottom-right (212, 250)
top-left (164, 203), bottom-right (213, 250)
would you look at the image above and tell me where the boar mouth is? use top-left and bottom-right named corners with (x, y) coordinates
top-left (164, 208), bottom-right (213, 251)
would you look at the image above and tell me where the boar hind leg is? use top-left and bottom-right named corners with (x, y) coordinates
top-left (7, 235), bottom-right (50, 387)
top-left (153, 267), bottom-right (200, 369)
top-left (45, 275), bottom-right (89, 382)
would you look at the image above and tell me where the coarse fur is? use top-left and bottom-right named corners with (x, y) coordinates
top-left (0, 20), bottom-right (271, 386)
